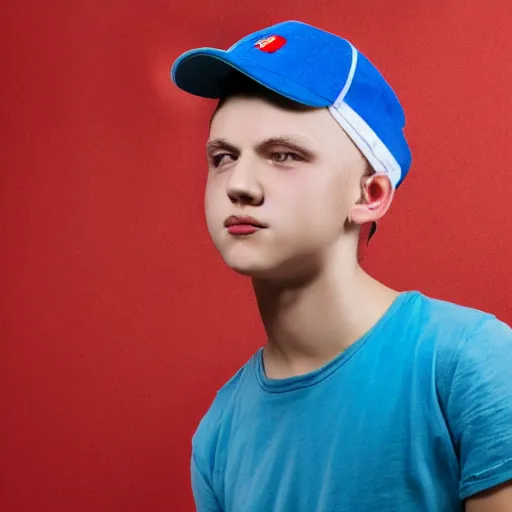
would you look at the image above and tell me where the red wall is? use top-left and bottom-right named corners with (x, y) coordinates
top-left (2, 1), bottom-right (511, 510)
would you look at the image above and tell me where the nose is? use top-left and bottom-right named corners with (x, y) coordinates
top-left (226, 156), bottom-right (264, 206)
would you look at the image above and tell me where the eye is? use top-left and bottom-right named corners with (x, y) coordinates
top-left (211, 153), bottom-right (236, 168)
top-left (269, 152), bottom-right (303, 163)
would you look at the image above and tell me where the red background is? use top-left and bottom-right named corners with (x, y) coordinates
top-left (1, 1), bottom-right (511, 510)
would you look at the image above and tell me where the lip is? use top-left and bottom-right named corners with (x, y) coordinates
top-left (224, 215), bottom-right (267, 236)
top-left (224, 215), bottom-right (267, 228)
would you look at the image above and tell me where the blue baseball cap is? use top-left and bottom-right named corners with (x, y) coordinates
top-left (171, 20), bottom-right (412, 188)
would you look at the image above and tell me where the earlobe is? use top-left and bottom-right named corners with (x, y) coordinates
top-left (349, 173), bottom-right (395, 225)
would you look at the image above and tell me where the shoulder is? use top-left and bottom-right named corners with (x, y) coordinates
top-left (442, 313), bottom-right (512, 499)
top-left (406, 291), bottom-right (497, 333)
top-left (403, 293), bottom-right (512, 497)
top-left (414, 291), bottom-right (510, 356)
top-left (445, 312), bottom-right (512, 405)
top-left (399, 292), bottom-right (511, 399)
top-left (192, 352), bottom-right (259, 461)
top-left (404, 292), bottom-right (503, 364)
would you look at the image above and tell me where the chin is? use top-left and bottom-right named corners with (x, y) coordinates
top-left (217, 236), bottom-right (320, 281)
top-left (223, 257), bottom-right (275, 278)
top-left (220, 247), bottom-right (280, 278)
top-left (222, 252), bottom-right (313, 282)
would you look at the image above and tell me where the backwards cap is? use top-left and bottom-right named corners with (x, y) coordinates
top-left (171, 20), bottom-right (412, 188)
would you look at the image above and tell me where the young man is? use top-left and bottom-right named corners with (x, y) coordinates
top-left (171, 20), bottom-right (512, 511)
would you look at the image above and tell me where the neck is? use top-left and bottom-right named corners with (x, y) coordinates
top-left (252, 252), bottom-right (400, 379)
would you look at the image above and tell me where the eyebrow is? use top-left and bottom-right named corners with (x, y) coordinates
top-left (205, 135), bottom-right (314, 155)
top-left (206, 138), bottom-right (239, 154)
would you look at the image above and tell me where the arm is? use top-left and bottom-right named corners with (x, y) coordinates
top-left (444, 317), bottom-right (512, 510)
top-left (191, 449), bottom-right (222, 512)
top-left (466, 482), bottom-right (512, 511)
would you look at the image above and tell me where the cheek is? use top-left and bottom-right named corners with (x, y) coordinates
top-left (327, 174), bottom-right (351, 222)
top-left (204, 178), bottom-right (226, 234)
top-left (280, 173), bottom-right (349, 230)
top-left (323, 170), bottom-right (352, 217)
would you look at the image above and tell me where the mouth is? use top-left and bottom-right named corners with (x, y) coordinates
top-left (224, 215), bottom-right (267, 236)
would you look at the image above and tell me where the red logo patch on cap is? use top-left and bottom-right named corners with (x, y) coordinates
top-left (254, 35), bottom-right (286, 53)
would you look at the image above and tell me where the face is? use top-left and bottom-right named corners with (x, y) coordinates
top-left (204, 95), bottom-right (367, 281)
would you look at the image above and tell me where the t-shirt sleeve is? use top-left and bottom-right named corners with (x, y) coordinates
top-left (191, 449), bottom-right (222, 512)
top-left (445, 316), bottom-right (512, 500)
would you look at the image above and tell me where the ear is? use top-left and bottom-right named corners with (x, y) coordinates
top-left (349, 172), bottom-right (395, 225)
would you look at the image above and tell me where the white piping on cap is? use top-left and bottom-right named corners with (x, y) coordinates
top-left (328, 43), bottom-right (402, 188)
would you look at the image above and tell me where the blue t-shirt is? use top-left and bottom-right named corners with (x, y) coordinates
top-left (191, 291), bottom-right (512, 511)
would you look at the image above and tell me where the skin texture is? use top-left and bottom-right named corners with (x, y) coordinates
top-left (206, 96), bottom-right (391, 282)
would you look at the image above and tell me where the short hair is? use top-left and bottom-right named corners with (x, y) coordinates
top-left (212, 72), bottom-right (378, 244)
top-left (212, 71), bottom-right (314, 120)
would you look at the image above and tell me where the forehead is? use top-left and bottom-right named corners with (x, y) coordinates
top-left (209, 95), bottom-right (340, 143)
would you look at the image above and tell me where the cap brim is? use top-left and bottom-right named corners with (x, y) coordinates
top-left (171, 47), bottom-right (330, 108)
